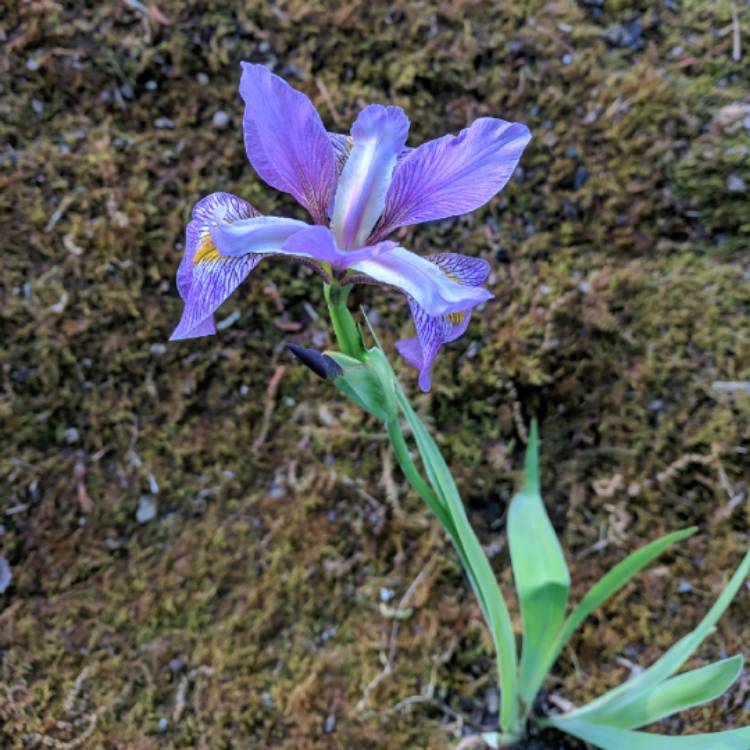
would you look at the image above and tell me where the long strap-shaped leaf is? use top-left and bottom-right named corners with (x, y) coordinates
top-left (577, 655), bottom-right (743, 730)
top-left (548, 718), bottom-right (750, 750)
top-left (507, 420), bottom-right (570, 707)
top-left (395, 385), bottom-right (521, 736)
top-left (557, 549), bottom-right (750, 724)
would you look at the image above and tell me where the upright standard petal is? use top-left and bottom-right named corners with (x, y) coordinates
top-left (374, 117), bottom-right (531, 239)
top-left (240, 63), bottom-right (337, 224)
top-left (170, 192), bottom-right (262, 341)
top-left (331, 105), bottom-right (409, 249)
top-left (395, 253), bottom-right (491, 392)
top-left (350, 246), bottom-right (492, 317)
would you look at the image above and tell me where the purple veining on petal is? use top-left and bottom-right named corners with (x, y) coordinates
top-left (350, 246), bottom-right (492, 317)
top-left (171, 192), bottom-right (262, 340)
top-left (330, 105), bottom-right (409, 249)
top-left (374, 118), bottom-right (531, 240)
top-left (240, 63), bottom-right (337, 224)
top-left (395, 253), bottom-right (491, 391)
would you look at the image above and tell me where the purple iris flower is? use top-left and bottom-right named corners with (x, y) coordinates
top-left (171, 63), bottom-right (530, 390)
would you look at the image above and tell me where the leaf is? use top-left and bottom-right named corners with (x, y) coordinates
top-left (558, 549), bottom-right (750, 724)
top-left (395, 384), bottom-right (521, 736)
top-left (507, 420), bottom-right (570, 706)
top-left (557, 527), bottom-right (696, 652)
top-left (327, 349), bottom-right (396, 423)
top-left (581, 655), bottom-right (743, 730)
top-left (548, 718), bottom-right (750, 750)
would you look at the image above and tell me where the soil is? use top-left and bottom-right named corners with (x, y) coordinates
top-left (1, 1), bottom-right (749, 749)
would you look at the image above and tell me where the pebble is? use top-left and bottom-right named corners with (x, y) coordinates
top-left (136, 495), bottom-right (157, 523)
top-left (324, 714), bottom-right (336, 733)
top-left (379, 587), bottom-right (395, 603)
top-left (158, 717), bottom-right (168, 732)
top-left (154, 117), bottom-right (175, 129)
top-left (726, 173), bottom-right (747, 193)
top-left (212, 110), bottom-right (230, 129)
top-left (0, 557), bottom-right (11, 593)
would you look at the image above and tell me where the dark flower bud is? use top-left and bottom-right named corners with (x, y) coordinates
top-left (287, 344), bottom-right (343, 380)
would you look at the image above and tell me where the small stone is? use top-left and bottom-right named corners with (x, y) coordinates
top-left (154, 117), bottom-right (175, 129)
top-left (562, 53), bottom-right (573, 65)
top-left (145, 80), bottom-right (158, 91)
top-left (648, 399), bottom-right (664, 412)
top-left (168, 657), bottom-right (186, 672)
top-left (31, 99), bottom-right (44, 115)
top-left (157, 717), bottom-right (168, 732)
top-left (574, 166), bottom-right (589, 190)
top-left (26, 56), bottom-right (40, 71)
top-left (196, 72), bottom-right (209, 85)
top-left (324, 714), bottom-right (336, 733)
top-left (578, 280), bottom-right (592, 293)
top-left (678, 580), bottom-right (692, 593)
top-left (64, 427), bottom-right (79, 444)
top-left (379, 587), bottom-right (395, 603)
top-left (727, 173), bottom-right (747, 193)
top-left (212, 110), bottom-right (230, 129)
top-left (0, 557), bottom-right (11, 593)
top-left (136, 495), bottom-right (157, 524)
top-left (150, 343), bottom-right (167, 355)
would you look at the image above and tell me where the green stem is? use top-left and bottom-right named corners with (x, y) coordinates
top-left (323, 283), bottom-right (363, 358)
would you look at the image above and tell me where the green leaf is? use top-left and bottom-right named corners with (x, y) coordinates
top-left (557, 527), bottom-right (696, 653)
top-left (395, 385), bottom-right (521, 737)
top-left (560, 549), bottom-right (750, 724)
top-left (580, 655), bottom-right (743, 730)
top-left (507, 420), bottom-right (570, 707)
top-left (327, 349), bottom-right (397, 423)
top-left (548, 718), bottom-right (750, 750)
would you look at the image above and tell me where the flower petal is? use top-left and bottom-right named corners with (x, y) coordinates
top-left (170, 192), bottom-right (261, 341)
top-left (282, 225), bottom-right (396, 271)
top-left (375, 117), bottom-right (531, 238)
top-left (350, 247), bottom-right (492, 317)
top-left (240, 63), bottom-right (337, 224)
top-left (210, 215), bottom-right (310, 257)
top-left (331, 105), bottom-right (409, 249)
top-left (395, 253), bottom-right (491, 391)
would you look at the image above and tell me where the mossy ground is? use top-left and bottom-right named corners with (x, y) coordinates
top-left (1, 1), bottom-right (749, 748)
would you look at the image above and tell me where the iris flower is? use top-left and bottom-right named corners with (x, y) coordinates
top-left (171, 63), bottom-right (530, 390)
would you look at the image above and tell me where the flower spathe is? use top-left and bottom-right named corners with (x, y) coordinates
top-left (170, 63), bottom-right (531, 390)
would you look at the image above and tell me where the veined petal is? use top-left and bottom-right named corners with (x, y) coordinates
top-left (350, 246), bottom-right (492, 317)
top-left (171, 192), bottom-right (262, 341)
top-left (375, 117), bottom-right (531, 238)
top-left (282, 225), bottom-right (396, 271)
top-left (331, 105), bottom-right (409, 249)
top-left (396, 253), bottom-right (491, 392)
top-left (240, 63), bottom-right (337, 224)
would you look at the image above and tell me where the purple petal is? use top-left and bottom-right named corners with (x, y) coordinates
top-left (375, 118), bottom-right (531, 238)
top-left (240, 63), bottom-right (337, 224)
top-left (331, 105), bottom-right (409, 249)
top-left (350, 246), bottom-right (492, 316)
top-left (210, 215), bottom-right (309, 256)
top-left (395, 253), bottom-right (491, 392)
top-left (282, 225), bottom-right (396, 271)
top-left (170, 192), bottom-right (261, 341)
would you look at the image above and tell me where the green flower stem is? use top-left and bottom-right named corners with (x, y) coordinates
top-left (323, 283), bottom-right (363, 359)
top-left (322, 284), bottom-right (522, 740)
